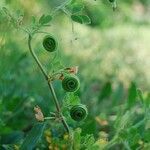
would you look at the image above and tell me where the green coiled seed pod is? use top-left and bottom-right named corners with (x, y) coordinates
top-left (42, 35), bottom-right (58, 52)
top-left (109, 0), bottom-right (115, 2)
top-left (70, 104), bottom-right (88, 121)
top-left (62, 75), bottom-right (80, 92)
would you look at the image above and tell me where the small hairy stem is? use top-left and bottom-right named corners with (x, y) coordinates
top-left (47, 82), bottom-right (70, 133)
top-left (28, 35), bottom-right (48, 79)
top-left (47, 82), bottom-right (61, 112)
top-left (28, 34), bottom-right (70, 134)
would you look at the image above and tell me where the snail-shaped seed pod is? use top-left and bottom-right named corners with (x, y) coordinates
top-left (43, 35), bottom-right (58, 52)
top-left (62, 74), bottom-right (80, 92)
top-left (109, 0), bottom-right (115, 2)
top-left (70, 104), bottom-right (88, 121)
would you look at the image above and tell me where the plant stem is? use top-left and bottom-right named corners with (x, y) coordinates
top-left (28, 34), bottom-right (70, 134)
top-left (28, 35), bottom-right (48, 79)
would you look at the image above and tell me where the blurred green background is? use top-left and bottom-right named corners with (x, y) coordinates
top-left (0, 0), bottom-right (150, 148)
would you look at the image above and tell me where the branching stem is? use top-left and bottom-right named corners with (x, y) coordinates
top-left (28, 34), bottom-right (70, 134)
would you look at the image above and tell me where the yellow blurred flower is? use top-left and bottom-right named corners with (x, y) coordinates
top-left (63, 134), bottom-right (69, 140)
top-left (96, 138), bottom-right (108, 146)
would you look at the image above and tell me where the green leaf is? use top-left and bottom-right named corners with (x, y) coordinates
top-left (39, 14), bottom-right (52, 25)
top-left (82, 134), bottom-right (95, 148)
top-left (71, 15), bottom-right (82, 24)
top-left (137, 89), bottom-right (144, 104)
top-left (99, 81), bottom-right (112, 101)
top-left (72, 3), bottom-right (84, 14)
top-left (80, 15), bottom-right (91, 24)
top-left (0, 131), bottom-right (24, 144)
top-left (71, 15), bottom-right (91, 24)
top-left (112, 82), bottom-right (124, 104)
top-left (127, 82), bottom-right (137, 108)
top-left (52, 61), bottom-right (64, 72)
top-left (73, 128), bottom-right (81, 150)
top-left (143, 131), bottom-right (150, 141)
top-left (31, 16), bottom-right (36, 24)
top-left (63, 93), bottom-right (80, 108)
top-left (2, 7), bottom-right (10, 15)
top-left (20, 123), bottom-right (46, 150)
top-left (49, 0), bottom-right (71, 8)
top-left (81, 116), bottom-right (97, 135)
top-left (145, 92), bottom-right (150, 107)
top-left (115, 111), bottom-right (133, 130)
top-left (145, 119), bottom-right (150, 130)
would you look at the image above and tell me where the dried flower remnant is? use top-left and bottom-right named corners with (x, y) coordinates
top-left (34, 106), bottom-right (44, 122)
top-left (65, 66), bottom-right (79, 74)
top-left (59, 66), bottom-right (79, 80)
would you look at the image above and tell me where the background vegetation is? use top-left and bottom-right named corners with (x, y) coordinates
top-left (0, 0), bottom-right (150, 149)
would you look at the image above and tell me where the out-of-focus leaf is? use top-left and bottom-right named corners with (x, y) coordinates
top-left (143, 130), bottom-right (150, 142)
top-left (63, 93), bottom-right (80, 109)
top-left (4, 96), bottom-right (21, 111)
top-left (72, 4), bottom-right (84, 13)
top-left (73, 128), bottom-right (81, 150)
top-left (145, 119), bottom-right (150, 130)
top-left (71, 15), bottom-right (91, 24)
top-left (71, 14), bottom-right (82, 23)
top-left (137, 89), bottom-right (144, 104)
top-left (99, 81), bottom-right (112, 101)
top-left (52, 61), bottom-right (64, 72)
top-left (31, 16), bottom-right (36, 24)
top-left (20, 123), bottom-right (46, 150)
top-left (2, 7), bottom-right (10, 16)
top-left (0, 131), bottom-right (24, 144)
top-left (81, 134), bottom-right (95, 148)
top-left (49, 0), bottom-right (71, 8)
top-left (128, 128), bottom-right (141, 146)
top-left (67, 3), bottom-right (84, 14)
top-left (145, 92), bottom-right (150, 107)
top-left (114, 111), bottom-right (133, 130)
top-left (81, 116), bottom-right (97, 135)
top-left (127, 82), bottom-right (137, 108)
top-left (0, 145), bottom-right (14, 150)
top-left (112, 82), bottom-right (124, 104)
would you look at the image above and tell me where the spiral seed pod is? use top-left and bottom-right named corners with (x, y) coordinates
top-left (109, 0), bottom-right (115, 2)
top-left (62, 75), bottom-right (80, 92)
top-left (70, 104), bottom-right (88, 121)
top-left (43, 35), bottom-right (58, 52)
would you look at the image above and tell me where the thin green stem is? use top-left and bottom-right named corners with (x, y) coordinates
top-left (47, 82), bottom-right (61, 112)
top-left (47, 82), bottom-right (70, 133)
top-left (62, 8), bottom-right (75, 34)
top-left (28, 35), bottom-right (48, 79)
top-left (28, 34), bottom-right (70, 134)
